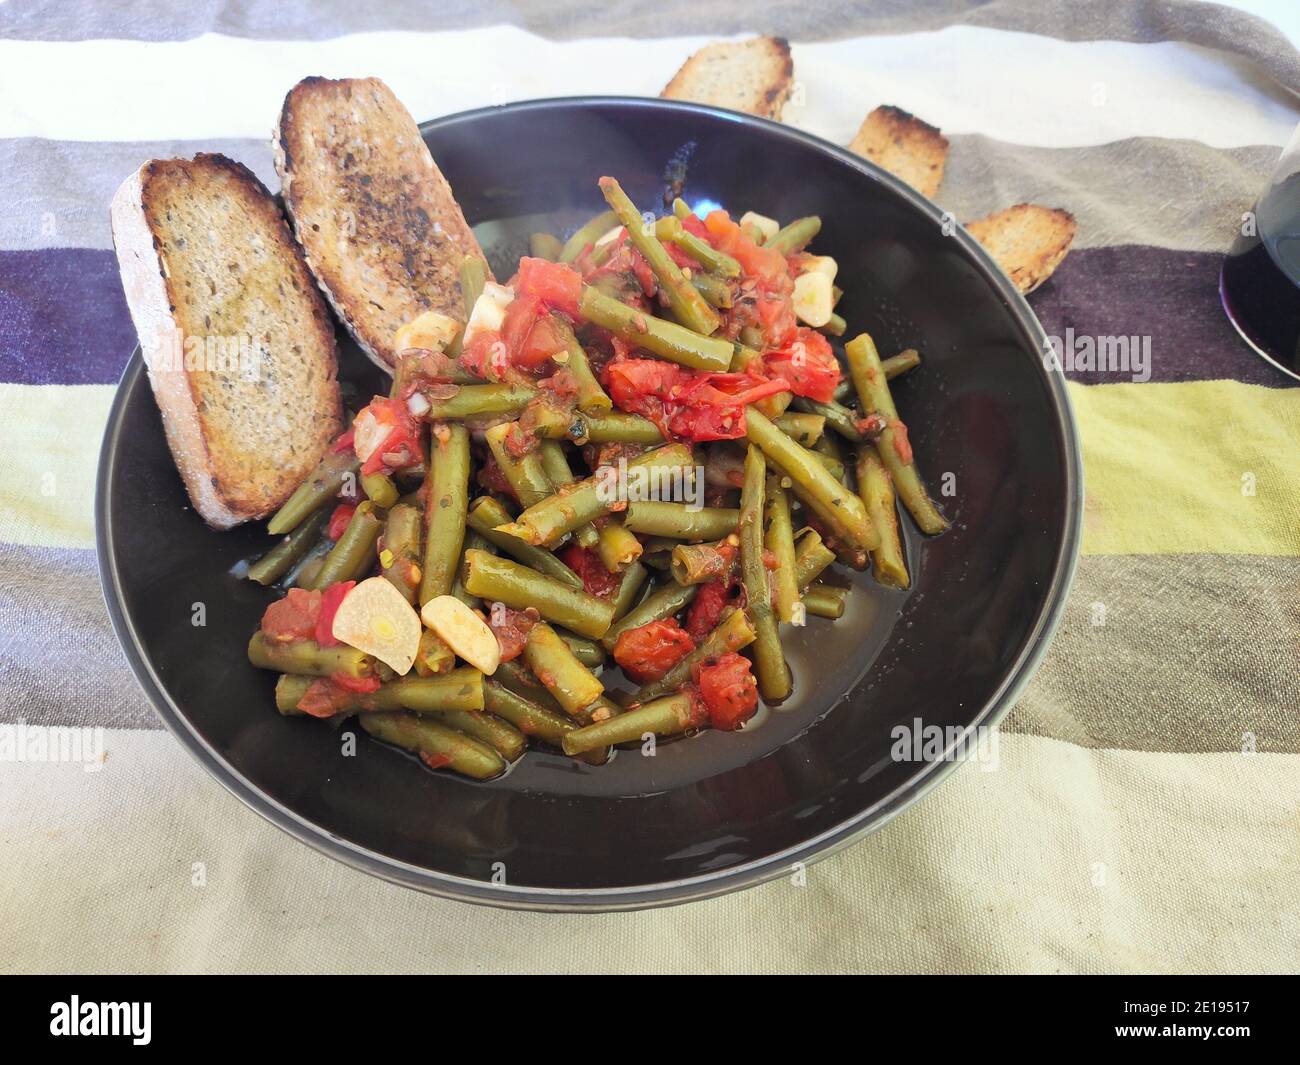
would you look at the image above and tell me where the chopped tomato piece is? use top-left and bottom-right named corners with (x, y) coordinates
top-left (330, 671), bottom-right (382, 694)
top-left (330, 428), bottom-right (355, 453)
top-left (260, 587), bottom-right (322, 644)
top-left (314, 580), bottom-right (355, 648)
top-left (327, 503), bottom-right (356, 541)
top-left (684, 576), bottom-right (737, 641)
top-left (420, 751), bottom-right (454, 771)
top-left (515, 313), bottom-right (568, 370)
top-left (764, 328), bottom-right (841, 403)
top-left (514, 257), bottom-right (583, 318)
top-left (693, 652), bottom-right (759, 730)
top-left (295, 677), bottom-right (354, 718)
top-left (605, 359), bottom-right (790, 443)
top-left (612, 619), bottom-right (696, 683)
top-left (703, 210), bottom-right (788, 287)
top-left (487, 603), bottom-right (538, 662)
top-left (354, 396), bottom-right (423, 476)
top-left (558, 544), bottom-right (622, 600)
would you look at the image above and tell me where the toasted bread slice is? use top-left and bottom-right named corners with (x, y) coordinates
top-left (111, 153), bottom-right (342, 530)
top-left (661, 37), bottom-right (794, 120)
top-left (965, 204), bottom-right (1078, 293)
top-left (274, 76), bottom-right (489, 370)
top-left (849, 106), bottom-right (949, 199)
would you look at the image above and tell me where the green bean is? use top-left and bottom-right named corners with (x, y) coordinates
top-left (309, 500), bottom-right (383, 589)
top-left (671, 198), bottom-right (693, 220)
top-left (247, 509), bottom-right (329, 585)
top-left (740, 447), bottom-right (791, 700)
top-left (884, 348), bottom-right (922, 379)
top-left (462, 549), bottom-right (615, 639)
top-left (562, 692), bottom-right (705, 756)
top-left (764, 474), bottom-right (800, 624)
top-left (484, 422), bottom-right (552, 507)
top-left (794, 396), bottom-right (864, 443)
top-left (856, 448), bottom-right (909, 588)
top-left (413, 627), bottom-right (456, 676)
top-left (361, 470), bottom-right (399, 509)
top-left (273, 672), bottom-right (482, 716)
top-left (360, 712), bottom-right (506, 780)
top-left (523, 622), bottom-right (605, 717)
top-left (552, 317), bottom-right (613, 413)
top-left (773, 412), bottom-right (825, 447)
top-left (731, 343), bottom-right (792, 417)
top-left (291, 552), bottom-right (327, 591)
top-left (669, 540), bottom-right (735, 585)
top-left (267, 448), bottom-right (360, 535)
top-left (691, 272), bottom-right (733, 309)
top-left (459, 255), bottom-right (489, 315)
top-left (822, 313), bottom-right (847, 337)
top-left (599, 177), bottom-right (720, 335)
top-left (610, 561), bottom-right (650, 621)
top-left (653, 216), bottom-right (741, 277)
top-left (793, 528), bottom-right (836, 590)
top-left (623, 501), bottom-right (739, 541)
top-left (745, 408), bottom-right (878, 552)
top-left (466, 496), bottom-right (582, 588)
top-left (534, 409), bottom-right (665, 446)
top-left (419, 424), bottom-right (470, 605)
top-left (439, 710), bottom-right (527, 761)
top-left (537, 441), bottom-right (599, 549)
top-left (494, 443), bottom-right (695, 547)
top-left (766, 215), bottom-right (822, 255)
top-left (803, 582), bottom-right (849, 619)
top-left (597, 519), bottom-right (643, 572)
top-left (422, 384), bottom-right (536, 421)
top-left (248, 632), bottom-right (375, 680)
top-left (379, 502), bottom-right (423, 603)
top-left (601, 579), bottom-right (698, 650)
top-left (557, 630), bottom-right (607, 668)
top-left (578, 287), bottom-right (733, 371)
top-left (484, 680), bottom-right (580, 748)
top-left (559, 208), bottom-right (618, 263)
top-left (844, 333), bottom-right (947, 535)
top-left (529, 232), bottom-right (564, 261)
top-left (274, 674), bottom-right (314, 714)
top-left (493, 658), bottom-right (563, 710)
top-left (631, 607), bottom-right (756, 705)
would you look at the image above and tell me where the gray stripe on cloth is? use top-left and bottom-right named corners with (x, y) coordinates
top-left (0, 0), bottom-right (1296, 91)
top-left (0, 135), bottom-right (1280, 253)
top-left (4, 544), bottom-right (1297, 753)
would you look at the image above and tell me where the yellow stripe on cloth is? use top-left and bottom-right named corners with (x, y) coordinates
top-left (1072, 380), bottom-right (1300, 556)
top-left (0, 384), bottom-right (114, 550)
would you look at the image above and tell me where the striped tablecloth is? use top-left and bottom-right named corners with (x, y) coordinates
top-left (1, 1), bottom-right (1297, 973)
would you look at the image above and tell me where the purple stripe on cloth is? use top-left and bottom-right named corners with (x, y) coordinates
top-left (0, 248), bottom-right (135, 385)
top-left (1, 244), bottom-right (1295, 388)
top-left (1031, 245), bottom-right (1297, 388)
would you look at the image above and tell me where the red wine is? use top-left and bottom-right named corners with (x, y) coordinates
top-left (1220, 171), bottom-right (1300, 381)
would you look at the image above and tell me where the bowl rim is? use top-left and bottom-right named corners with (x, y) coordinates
top-left (95, 95), bottom-right (1083, 912)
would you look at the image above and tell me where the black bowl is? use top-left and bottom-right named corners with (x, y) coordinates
top-left (97, 98), bottom-right (1081, 910)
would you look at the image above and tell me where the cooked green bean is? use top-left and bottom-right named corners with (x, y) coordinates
top-left (534, 409), bottom-right (665, 446)
top-left (631, 607), bottom-right (756, 705)
top-left (856, 448), bottom-right (909, 588)
top-left (419, 424), bottom-right (470, 605)
top-left (360, 712), bottom-right (506, 780)
top-left (766, 215), bottom-right (821, 254)
top-left (745, 408), bottom-right (878, 552)
top-left (601, 579), bottom-right (698, 650)
top-left (494, 443), bottom-right (695, 547)
top-left (793, 527), bottom-right (836, 590)
top-left (559, 208), bottom-right (618, 263)
top-left (309, 500), bottom-right (383, 590)
top-left (466, 496), bottom-right (584, 589)
top-left (267, 448), bottom-right (360, 535)
top-left (422, 384), bottom-right (536, 421)
top-left (740, 447), bottom-right (791, 701)
top-left (462, 549), bottom-right (615, 639)
top-left (459, 255), bottom-right (489, 314)
top-left (552, 317), bottom-right (613, 413)
top-left (764, 474), bottom-right (800, 624)
top-left (484, 422), bottom-right (552, 507)
top-left (773, 412), bottom-right (825, 447)
top-left (484, 680), bottom-right (580, 748)
top-left (833, 348), bottom-right (921, 404)
top-left (803, 582), bottom-right (849, 619)
top-left (599, 177), bottom-right (720, 336)
top-left (578, 287), bottom-right (734, 371)
top-left (822, 312), bottom-right (847, 337)
top-left (562, 692), bottom-right (704, 756)
top-left (653, 215), bottom-right (741, 277)
top-left (845, 333), bottom-right (947, 535)
top-left (597, 519), bottom-right (643, 571)
top-left (622, 501), bottom-right (739, 541)
top-left (610, 560), bottom-right (650, 621)
top-left (361, 470), bottom-right (399, 508)
top-left (523, 622), bottom-right (605, 717)
top-left (557, 630), bottom-right (607, 668)
top-left (537, 441), bottom-right (600, 549)
top-left (439, 710), bottom-right (527, 761)
top-left (691, 272), bottom-right (733, 309)
top-left (248, 632), bottom-right (374, 679)
top-left (413, 627), bottom-right (456, 677)
top-left (669, 540), bottom-right (734, 585)
top-left (379, 502), bottom-right (423, 603)
top-left (247, 509), bottom-right (328, 586)
top-left (529, 232), bottom-right (564, 261)
top-left (794, 396), bottom-right (864, 443)
top-left (274, 673), bottom-right (482, 716)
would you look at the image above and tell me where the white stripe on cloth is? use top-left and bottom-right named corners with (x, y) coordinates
top-left (0, 728), bottom-right (1293, 972)
top-left (0, 26), bottom-right (1294, 147)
